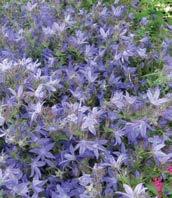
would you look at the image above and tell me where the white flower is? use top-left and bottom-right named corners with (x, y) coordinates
top-left (64, 14), bottom-right (74, 25)
top-left (116, 183), bottom-right (148, 198)
top-left (33, 68), bottom-right (42, 80)
top-left (28, 59), bottom-right (40, 71)
top-left (147, 88), bottom-right (168, 106)
top-left (0, 151), bottom-right (7, 164)
top-left (18, 58), bottom-right (40, 72)
top-left (103, 154), bottom-right (127, 171)
top-left (0, 59), bottom-right (13, 72)
top-left (125, 91), bottom-right (136, 105)
top-left (25, 2), bottom-right (37, 12)
top-left (110, 91), bottom-right (125, 109)
top-left (35, 84), bottom-right (45, 98)
top-left (52, 22), bottom-right (66, 34)
top-left (34, 102), bottom-right (43, 114)
top-left (81, 113), bottom-right (98, 135)
top-left (9, 85), bottom-right (23, 100)
top-left (30, 102), bottom-right (43, 122)
top-left (84, 68), bottom-right (98, 83)
top-left (81, 107), bottom-right (102, 135)
top-left (42, 27), bottom-right (55, 36)
top-left (137, 48), bottom-right (146, 57)
top-left (14, 29), bottom-right (24, 42)
top-left (100, 27), bottom-right (110, 39)
top-left (66, 113), bottom-right (78, 124)
top-left (151, 143), bottom-right (172, 164)
top-left (75, 31), bottom-right (87, 45)
top-left (44, 77), bottom-right (59, 92)
top-left (0, 116), bottom-right (5, 127)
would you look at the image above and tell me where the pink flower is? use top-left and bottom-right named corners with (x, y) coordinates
top-left (167, 166), bottom-right (172, 174)
top-left (152, 177), bottom-right (164, 198)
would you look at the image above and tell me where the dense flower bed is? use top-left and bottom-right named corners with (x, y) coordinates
top-left (0, 0), bottom-right (172, 197)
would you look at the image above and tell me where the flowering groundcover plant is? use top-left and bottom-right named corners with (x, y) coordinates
top-left (0, 0), bottom-right (172, 197)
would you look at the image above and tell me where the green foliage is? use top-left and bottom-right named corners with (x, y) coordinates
top-left (75, 130), bottom-right (85, 138)
top-left (0, 190), bottom-right (3, 198)
top-left (51, 132), bottom-right (68, 143)
top-left (8, 107), bottom-right (20, 122)
top-left (26, 31), bottom-right (48, 61)
top-left (143, 69), bottom-right (169, 88)
top-left (101, 126), bottom-right (114, 138)
top-left (55, 168), bottom-right (64, 179)
top-left (132, 0), bottom-right (172, 45)
top-left (54, 46), bottom-right (85, 66)
top-left (54, 49), bottom-right (67, 66)
top-left (165, 183), bottom-right (172, 196)
top-left (131, 147), bottom-right (151, 171)
top-left (0, 138), bottom-right (5, 152)
top-left (146, 183), bottom-right (157, 195)
top-left (149, 128), bottom-right (164, 137)
top-left (118, 173), bottom-right (130, 185)
top-left (67, 47), bottom-right (85, 63)
top-left (80, 0), bottom-right (97, 10)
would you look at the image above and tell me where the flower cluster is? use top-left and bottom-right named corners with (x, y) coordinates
top-left (0, 0), bottom-right (172, 197)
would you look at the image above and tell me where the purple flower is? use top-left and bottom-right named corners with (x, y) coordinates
top-left (103, 154), bottom-right (127, 171)
top-left (79, 174), bottom-right (92, 187)
top-left (9, 85), bottom-right (24, 102)
top-left (147, 87), bottom-right (168, 106)
top-left (125, 120), bottom-right (149, 142)
top-left (125, 91), bottom-right (136, 105)
top-left (140, 17), bottom-right (149, 26)
top-left (137, 48), bottom-right (146, 57)
top-left (0, 0), bottom-right (170, 196)
top-left (25, 2), bottom-right (37, 12)
top-left (74, 30), bottom-right (88, 45)
top-left (30, 143), bottom-right (55, 161)
top-left (30, 159), bottom-right (45, 179)
top-left (52, 22), bottom-right (66, 35)
top-left (8, 182), bottom-right (29, 197)
top-left (29, 101), bottom-right (44, 122)
top-left (110, 92), bottom-right (125, 109)
top-left (162, 107), bottom-right (172, 121)
top-left (43, 26), bottom-right (55, 36)
top-left (75, 140), bottom-right (107, 159)
top-left (151, 143), bottom-right (172, 164)
top-left (4, 166), bottom-right (23, 181)
top-left (112, 5), bottom-right (125, 17)
top-left (83, 67), bottom-right (98, 83)
top-left (104, 176), bottom-right (117, 196)
top-left (60, 145), bottom-right (77, 166)
top-left (51, 184), bottom-right (70, 198)
top-left (32, 179), bottom-right (46, 197)
top-left (100, 27), bottom-right (110, 39)
top-left (113, 129), bottom-right (125, 145)
top-left (81, 107), bottom-right (102, 135)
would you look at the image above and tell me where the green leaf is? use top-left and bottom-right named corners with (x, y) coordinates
top-left (146, 184), bottom-right (157, 195)
top-left (165, 183), bottom-right (172, 194)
